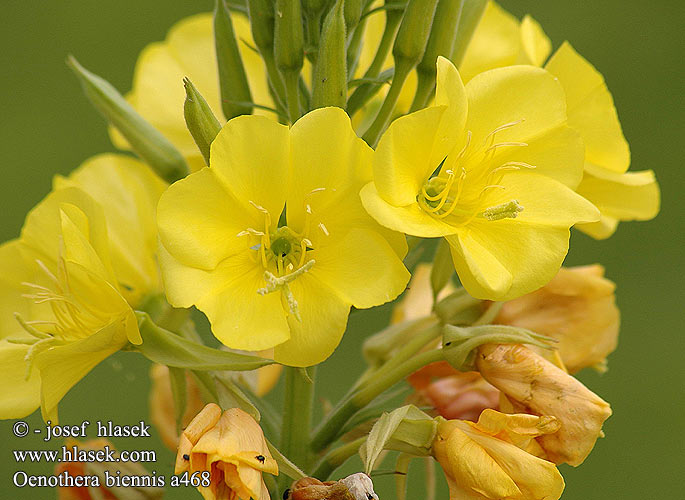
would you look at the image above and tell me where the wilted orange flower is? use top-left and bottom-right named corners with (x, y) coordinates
top-left (476, 343), bottom-right (612, 466)
top-left (176, 404), bottom-right (278, 500)
top-left (432, 410), bottom-right (564, 500)
top-left (408, 363), bottom-right (499, 421)
top-left (495, 264), bottom-right (619, 372)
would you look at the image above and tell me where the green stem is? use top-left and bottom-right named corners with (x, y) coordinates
top-left (284, 70), bottom-right (302, 123)
top-left (280, 366), bottom-right (316, 487)
top-left (311, 348), bottom-right (444, 452)
top-left (262, 49), bottom-right (288, 113)
top-left (362, 58), bottom-right (413, 147)
top-left (409, 70), bottom-right (436, 112)
top-left (312, 436), bottom-right (366, 480)
top-left (347, 7), bottom-right (402, 115)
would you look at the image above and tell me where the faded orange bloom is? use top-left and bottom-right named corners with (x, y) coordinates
top-left (408, 363), bottom-right (499, 421)
top-left (495, 264), bottom-right (619, 373)
top-left (57, 438), bottom-right (161, 500)
top-left (176, 404), bottom-right (278, 500)
top-left (284, 477), bottom-right (354, 500)
top-left (476, 344), bottom-right (612, 466)
top-left (432, 410), bottom-right (564, 500)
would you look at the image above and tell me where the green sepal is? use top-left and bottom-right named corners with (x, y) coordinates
top-left (214, 0), bottom-right (253, 119)
top-left (134, 312), bottom-right (274, 371)
top-left (442, 324), bottom-right (556, 371)
top-left (360, 405), bottom-right (436, 474)
top-left (67, 56), bottom-right (188, 183)
top-left (392, 0), bottom-right (440, 65)
top-left (312, 0), bottom-right (347, 109)
top-left (183, 78), bottom-right (222, 166)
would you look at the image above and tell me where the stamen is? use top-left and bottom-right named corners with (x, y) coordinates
top-left (318, 222), bottom-right (329, 236)
top-left (482, 200), bottom-right (524, 221)
top-left (485, 142), bottom-right (528, 153)
top-left (14, 313), bottom-right (51, 339)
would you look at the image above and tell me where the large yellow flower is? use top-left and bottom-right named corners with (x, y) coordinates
top-left (361, 57), bottom-right (598, 301)
top-left (460, 1), bottom-right (660, 238)
top-left (110, 13), bottom-right (271, 171)
top-left (432, 410), bottom-right (564, 500)
top-left (0, 154), bottom-right (166, 421)
top-left (157, 107), bottom-right (409, 367)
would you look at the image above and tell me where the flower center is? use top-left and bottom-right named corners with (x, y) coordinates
top-left (417, 120), bottom-right (535, 225)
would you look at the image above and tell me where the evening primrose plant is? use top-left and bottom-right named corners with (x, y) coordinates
top-left (1, 1), bottom-right (661, 499)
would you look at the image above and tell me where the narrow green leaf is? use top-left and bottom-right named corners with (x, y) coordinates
top-left (167, 367), bottom-right (187, 435)
top-left (266, 440), bottom-right (307, 480)
top-left (67, 56), bottom-right (188, 183)
top-left (215, 374), bottom-right (261, 422)
top-left (135, 312), bottom-right (274, 371)
top-left (430, 238), bottom-right (454, 299)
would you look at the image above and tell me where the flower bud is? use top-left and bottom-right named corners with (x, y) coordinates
top-left (392, 0), bottom-right (440, 66)
top-left (432, 411), bottom-right (564, 500)
top-left (214, 0), bottom-right (253, 119)
top-left (450, 0), bottom-right (487, 65)
top-left (285, 477), bottom-right (355, 500)
top-left (67, 56), bottom-right (188, 183)
top-left (275, 0), bottom-right (305, 72)
top-left (183, 78), bottom-right (222, 166)
top-left (495, 264), bottom-right (619, 373)
top-left (176, 404), bottom-right (278, 500)
top-left (344, 0), bottom-right (363, 35)
top-left (476, 343), bottom-right (612, 466)
top-left (312, 0), bottom-right (347, 109)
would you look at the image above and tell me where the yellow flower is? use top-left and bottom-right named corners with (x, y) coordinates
top-left (476, 343), bottom-right (612, 466)
top-left (0, 154), bottom-right (166, 421)
top-left (432, 410), bottom-right (564, 500)
top-left (110, 13), bottom-right (271, 171)
top-left (361, 57), bottom-right (598, 301)
top-left (176, 404), bottom-right (278, 500)
top-left (495, 264), bottom-right (619, 373)
top-left (460, 1), bottom-right (660, 238)
top-left (157, 108), bottom-right (409, 366)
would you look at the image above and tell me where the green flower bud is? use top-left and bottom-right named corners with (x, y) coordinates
top-left (451, 0), bottom-right (487, 65)
top-left (275, 0), bottom-right (305, 72)
top-left (183, 78), bottom-right (222, 166)
top-left (312, 0), bottom-right (347, 109)
top-left (392, 0), bottom-right (440, 66)
top-left (410, 0), bottom-right (464, 110)
top-left (442, 324), bottom-right (555, 372)
top-left (214, 0), bottom-right (253, 119)
top-left (344, 0), bottom-right (363, 35)
top-left (303, 0), bottom-right (327, 62)
top-left (67, 56), bottom-right (188, 183)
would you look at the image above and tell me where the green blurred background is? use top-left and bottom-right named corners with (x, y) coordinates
top-left (1, 1), bottom-right (682, 498)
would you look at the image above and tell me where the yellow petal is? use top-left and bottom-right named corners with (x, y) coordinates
top-left (0, 241), bottom-right (39, 340)
top-left (273, 274), bottom-right (350, 367)
top-left (518, 15), bottom-right (552, 66)
top-left (287, 107), bottom-right (374, 231)
top-left (309, 228), bottom-right (409, 309)
top-left (158, 245), bottom-right (290, 352)
top-left (35, 322), bottom-right (126, 422)
top-left (21, 187), bottom-right (112, 278)
top-left (545, 42), bottom-right (630, 173)
top-left (482, 171), bottom-right (600, 227)
top-left (575, 165), bottom-right (660, 239)
top-left (157, 168), bottom-right (256, 270)
top-left (360, 183), bottom-right (458, 237)
top-left (372, 105), bottom-right (449, 206)
top-left (210, 115), bottom-right (290, 218)
top-left (459, 1), bottom-right (520, 83)
top-left (55, 154), bottom-right (167, 304)
top-left (0, 341), bottom-right (41, 418)
top-left (435, 57), bottom-right (469, 167)
top-left (447, 222), bottom-right (571, 301)
top-left (464, 65), bottom-right (567, 154)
